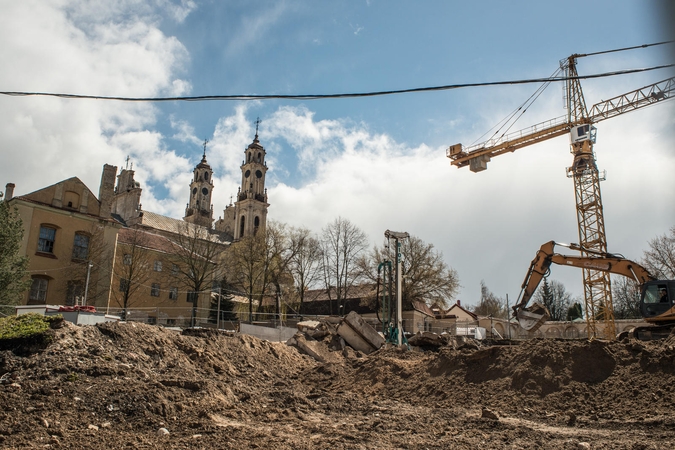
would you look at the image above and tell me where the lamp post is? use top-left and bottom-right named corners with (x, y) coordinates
top-left (83, 262), bottom-right (93, 306)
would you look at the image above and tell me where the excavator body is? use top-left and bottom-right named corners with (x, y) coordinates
top-left (513, 241), bottom-right (675, 338)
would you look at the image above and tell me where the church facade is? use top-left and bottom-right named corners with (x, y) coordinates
top-left (4, 130), bottom-right (270, 326)
top-left (111, 133), bottom-right (269, 241)
top-left (215, 133), bottom-right (269, 239)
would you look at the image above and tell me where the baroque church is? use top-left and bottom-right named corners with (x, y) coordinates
top-left (111, 130), bottom-right (269, 241)
top-left (4, 128), bottom-right (269, 323)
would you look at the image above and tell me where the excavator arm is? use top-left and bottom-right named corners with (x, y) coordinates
top-left (513, 241), bottom-right (656, 332)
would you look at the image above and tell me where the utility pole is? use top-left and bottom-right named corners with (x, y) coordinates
top-left (216, 286), bottom-right (222, 330)
top-left (384, 230), bottom-right (409, 346)
top-left (506, 293), bottom-right (511, 339)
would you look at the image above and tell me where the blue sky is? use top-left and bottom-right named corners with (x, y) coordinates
top-left (1, 0), bottom-right (673, 307)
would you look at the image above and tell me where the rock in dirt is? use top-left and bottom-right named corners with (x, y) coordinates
top-left (286, 332), bottom-right (342, 363)
top-left (408, 331), bottom-right (447, 347)
top-left (336, 311), bottom-right (384, 354)
top-left (481, 407), bottom-right (499, 420)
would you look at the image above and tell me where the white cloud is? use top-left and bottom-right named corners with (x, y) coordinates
top-left (0, 0), bottom-right (191, 214)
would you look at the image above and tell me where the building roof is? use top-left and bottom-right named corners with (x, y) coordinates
top-left (303, 284), bottom-right (378, 303)
top-left (446, 301), bottom-right (478, 320)
top-left (117, 227), bottom-right (178, 254)
top-left (138, 211), bottom-right (232, 244)
top-left (411, 300), bottom-right (435, 318)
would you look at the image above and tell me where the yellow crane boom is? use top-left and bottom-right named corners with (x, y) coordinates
top-left (447, 77), bottom-right (675, 170)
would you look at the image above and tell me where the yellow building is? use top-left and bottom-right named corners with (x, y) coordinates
top-left (4, 165), bottom-right (121, 308)
top-left (108, 226), bottom-right (223, 327)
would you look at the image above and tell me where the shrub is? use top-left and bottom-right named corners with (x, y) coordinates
top-left (0, 313), bottom-right (63, 353)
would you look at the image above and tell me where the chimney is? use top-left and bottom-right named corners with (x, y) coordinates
top-left (4, 183), bottom-right (15, 200)
top-left (99, 164), bottom-right (117, 219)
top-left (456, 300), bottom-right (461, 307)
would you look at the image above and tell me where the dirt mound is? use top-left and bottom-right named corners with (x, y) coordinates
top-left (1, 322), bottom-right (674, 449)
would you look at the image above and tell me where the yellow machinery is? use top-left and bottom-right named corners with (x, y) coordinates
top-left (514, 241), bottom-right (675, 340)
top-left (447, 51), bottom-right (675, 339)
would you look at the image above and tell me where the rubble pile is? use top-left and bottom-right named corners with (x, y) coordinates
top-left (0, 318), bottom-right (673, 449)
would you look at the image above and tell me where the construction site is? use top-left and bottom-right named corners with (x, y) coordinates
top-left (1, 10), bottom-right (674, 447)
top-left (0, 315), bottom-right (674, 449)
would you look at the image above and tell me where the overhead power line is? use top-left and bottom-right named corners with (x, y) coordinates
top-left (0, 65), bottom-right (672, 103)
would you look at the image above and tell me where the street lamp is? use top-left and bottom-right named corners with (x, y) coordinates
top-left (83, 261), bottom-right (94, 306)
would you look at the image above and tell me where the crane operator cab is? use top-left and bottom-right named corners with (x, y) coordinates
top-left (570, 124), bottom-right (597, 144)
top-left (641, 281), bottom-right (675, 319)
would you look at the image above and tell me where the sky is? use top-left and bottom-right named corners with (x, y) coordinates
top-left (1, 0), bottom-right (674, 308)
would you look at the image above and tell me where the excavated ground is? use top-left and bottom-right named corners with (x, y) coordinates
top-left (1, 321), bottom-right (674, 449)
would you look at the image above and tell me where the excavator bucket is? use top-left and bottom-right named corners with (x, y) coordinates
top-left (516, 302), bottom-right (550, 332)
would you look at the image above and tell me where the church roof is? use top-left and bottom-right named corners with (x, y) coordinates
top-left (117, 227), bottom-right (178, 254)
top-left (138, 211), bottom-right (231, 245)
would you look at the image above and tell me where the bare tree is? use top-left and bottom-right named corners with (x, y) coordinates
top-left (288, 227), bottom-right (323, 315)
top-left (361, 235), bottom-right (460, 309)
top-left (611, 276), bottom-right (642, 319)
top-left (111, 228), bottom-right (152, 319)
top-left (472, 280), bottom-right (507, 317)
top-left (320, 217), bottom-right (369, 315)
top-left (225, 221), bottom-right (297, 322)
top-left (172, 223), bottom-right (226, 327)
top-left (225, 233), bottom-right (267, 323)
top-left (641, 226), bottom-right (675, 280)
top-left (532, 279), bottom-right (574, 321)
top-left (263, 222), bottom-right (298, 320)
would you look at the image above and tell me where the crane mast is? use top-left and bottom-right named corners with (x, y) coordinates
top-left (563, 54), bottom-right (615, 340)
top-left (447, 52), bottom-right (675, 340)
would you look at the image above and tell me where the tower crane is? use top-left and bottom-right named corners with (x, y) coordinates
top-left (447, 52), bottom-right (675, 340)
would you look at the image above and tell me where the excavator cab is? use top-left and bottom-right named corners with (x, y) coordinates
top-left (640, 281), bottom-right (675, 321)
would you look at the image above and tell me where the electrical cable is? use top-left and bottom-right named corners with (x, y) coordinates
top-left (574, 40), bottom-right (674, 58)
top-left (0, 65), bottom-right (671, 103)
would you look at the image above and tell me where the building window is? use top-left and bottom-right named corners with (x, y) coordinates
top-left (151, 283), bottom-right (160, 297)
top-left (154, 260), bottom-right (162, 272)
top-left (119, 278), bottom-right (130, 292)
top-left (72, 233), bottom-right (90, 260)
top-left (66, 281), bottom-right (83, 306)
top-left (169, 287), bottom-right (178, 300)
top-left (172, 264), bottom-right (179, 276)
top-left (29, 277), bottom-right (49, 303)
top-left (38, 226), bottom-right (56, 254)
top-left (123, 254), bottom-right (131, 265)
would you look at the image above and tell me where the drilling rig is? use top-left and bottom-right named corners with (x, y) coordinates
top-left (447, 50), bottom-right (674, 339)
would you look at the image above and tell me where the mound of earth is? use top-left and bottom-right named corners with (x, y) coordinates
top-left (1, 321), bottom-right (674, 449)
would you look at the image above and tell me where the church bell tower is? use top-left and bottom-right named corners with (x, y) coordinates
top-left (184, 140), bottom-right (214, 228)
top-left (215, 119), bottom-right (269, 239)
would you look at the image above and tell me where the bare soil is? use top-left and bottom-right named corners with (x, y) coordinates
top-left (1, 321), bottom-right (674, 449)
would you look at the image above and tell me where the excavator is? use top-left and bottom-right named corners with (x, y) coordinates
top-left (513, 241), bottom-right (675, 340)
